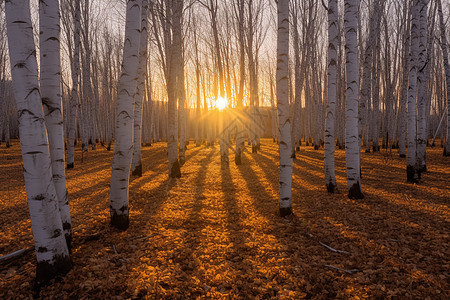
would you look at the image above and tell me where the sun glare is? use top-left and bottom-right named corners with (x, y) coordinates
top-left (215, 97), bottom-right (228, 111)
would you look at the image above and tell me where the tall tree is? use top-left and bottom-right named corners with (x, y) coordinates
top-left (40, 0), bottom-right (72, 249)
top-left (324, 0), bottom-right (338, 193)
top-left (277, 0), bottom-right (292, 217)
top-left (5, 0), bottom-right (72, 284)
top-left (437, 0), bottom-right (450, 156)
top-left (109, 0), bottom-right (141, 230)
top-left (416, 0), bottom-right (429, 171)
top-left (132, 0), bottom-right (149, 177)
top-left (407, 0), bottom-right (421, 182)
top-left (344, 0), bottom-right (364, 199)
top-left (67, 0), bottom-right (81, 169)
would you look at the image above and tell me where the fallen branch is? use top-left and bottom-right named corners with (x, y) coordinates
top-left (325, 264), bottom-right (359, 274)
top-left (112, 245), bottom-right (118, 255)
top-left (0, 247), bottom-right (33, 263)
top-left (319, 242), bottom-right (350, 254)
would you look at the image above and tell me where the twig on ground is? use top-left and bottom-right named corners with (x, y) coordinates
top-left (325, 264), bottom-right (359, 274)
top-left (112, 245), bottom-right (118, 255)
top-left (319, 241), bottom-right (350, 254)
top-left (0, 247), bottom-right (33, 263)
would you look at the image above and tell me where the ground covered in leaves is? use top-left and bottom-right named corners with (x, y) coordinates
top-left (0, 139), bottom-right (449, 299)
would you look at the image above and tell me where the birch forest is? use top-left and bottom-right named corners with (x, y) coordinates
top-left (0, 0), bottom-right (449, 298)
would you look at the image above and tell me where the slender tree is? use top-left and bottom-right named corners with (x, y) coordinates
top-left (40, 0), bottom-right (72, 249)
top-left (344, 0), bottom-right (364, 199)
top-left (324, 0), bottom-right (338, 193)
top-left (132, 0), bottom-right (149, 177)
top-left (5, 0), bottom-right (71, 283)
top-left (407, 0), bottom-right (421, 182)
top-left (437, 0), bottom-right (450, 156)
top-left (277, 0), bottom-right (292, 216)
top-left (109, 0), bottom-right (141, 230)
top-left (67, 0), bottom-right (81, 169)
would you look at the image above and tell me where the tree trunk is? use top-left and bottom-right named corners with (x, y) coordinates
top-left (437, 0), bottom-right (450, 156)
top-left (324, 0), bottom-right (338, 193)
top-left (407, 0), bottom-right (421, 182)
top-left (277, 0), bottom-right (292, 217)
top-left (5, 0), bottom-right (71, 284)
top-left (67, 0), bottom-right (81, 169)
top-left (416, 0), bottom-right (429, 171)
top-left (132, 0), bottom-right (149, 177)
top-left (344, 0), bottom-right (364, 199)
top-left (109, 0), bottom-right (141, 230)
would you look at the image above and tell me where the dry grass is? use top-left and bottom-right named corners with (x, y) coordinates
top-left (0, 139), bottom-right (449, 299)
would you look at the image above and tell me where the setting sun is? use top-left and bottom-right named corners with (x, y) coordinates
top-left (215, 97), bottom-right (228, 111)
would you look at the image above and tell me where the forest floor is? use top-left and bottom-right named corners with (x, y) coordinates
top-left (0, 138), bottom-right (449, 299)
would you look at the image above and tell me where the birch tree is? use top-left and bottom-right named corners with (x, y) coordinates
top-left (5, 0), bottom-right (71, 283)
top-left (40, 0), bottom-right (72, 249)
top-left (344, 0), bottom-right (364, 199)
top-left (407, 0), bottom-right (421, 182)
top-left (437, 0), bottom-right (450, 156)
top-left (131, 0), bottom-right (149, 177)
top-left (277, 0), bottom-right (292, 217)
top-left (109, 0), bottom-right (141, 230)
top-left (324, 0), bottom-right (338, 193)
top-left (67, 0), bottom-right (81, 169)
top-left (416, 0), bottom-right (429, 172)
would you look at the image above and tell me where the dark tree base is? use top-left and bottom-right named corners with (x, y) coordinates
top-left (407, 165), bottom-right (419, 183)
top-left (306, 142), bottom-right (309, 146)
top-left (326, 182), bottom-right (336, 193)
top-left (365, 149), bottom-right (370, 153)
top-left (419, 165), bottom-right (427, 173)
top-left (170, 160), bottom-right (182, 178)
top-left (252, 146), bottom-right (257, 153)
top-left (62, 222), bottom-right (72, 253)
top-left (292, 152), bottom-right (296, 159)
top-left (444, 146), bottom-right (450, 156)
top-left (235, 154), bottom-right (242, 165)
top-left (399, 154), bottom-right (406, 158)
top-left (132, 163), bottom-right (143, 177)
top-left (179, 156), bottom-right (186, 166)
top-left (296, 146), bottom-right (300, 151)
top-left (111, 212), bottom-right (129, 231)
top-left (348, 182), bottom-right (364, 199)
top-left (35, 254), bottom-right (72, 287)
top-left (314, 144), bottom-right (319, 150)
top-left (273, 138), bottom-right (276, 143)
top-left (67, 162), bottom-right (74, 169)
top-left (279, 206), bottom-right (292, 217)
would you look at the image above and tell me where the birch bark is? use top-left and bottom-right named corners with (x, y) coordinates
top-left (344, 0), bottom-right (364, 199)
top-left (5, 0), bottom-right (71, 283)
top-left (131, 0), bottom-right (149, 177)
top-left (110, 0), bottom-right (141, 230)
top-left (277, 0), bottom-right (292, 216)
top-left (324, 0), bottom-right (338, 193)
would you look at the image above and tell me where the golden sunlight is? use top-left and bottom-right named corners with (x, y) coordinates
top-left (215, 97), bottom-right (228, 111)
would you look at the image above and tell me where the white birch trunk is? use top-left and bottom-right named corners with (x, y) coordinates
top-left (5, 0), bottom-right (71, 284)
top-left (416, 0), bottom-right (429, 171)
top-left (407, 0), bottom-right (421, 182)
top-left (131, 0), bottom-right (148, 177)
top-left (399, 4), bottom-right (411, 158)
top-left (344, 0), bottom-right (364, 199)
top-left (277, 0), bottom-right (292, 217)
top-left (324, 0), bottom-right (338, 193)
top-left (67, 0), bottom-right (81, 169)
top-left (167, 0), bottom-right (181, 177)
top-left (109, 0), bottom-right (141, 230)
top-left (437, 0), bottom-right (450, 156)
top-left (39, 0), bottom-right (72, 250)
